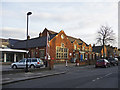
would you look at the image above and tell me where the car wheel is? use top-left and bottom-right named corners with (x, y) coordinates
top-left (12, 65), bottom-right (17, 69)
top-left (30, 65), bottom-right (35, 69)
top-left (95, 65), bottom-right (98, 68)
top-left (104, 65), bottom-right (107, 68)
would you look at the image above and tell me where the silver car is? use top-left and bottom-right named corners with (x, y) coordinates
top-left (11, 58), bottom-right (44, 69)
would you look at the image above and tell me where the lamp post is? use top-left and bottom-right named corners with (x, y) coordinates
top-left (25, 12), bottom-right (32, 72)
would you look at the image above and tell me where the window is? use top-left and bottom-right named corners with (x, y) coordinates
top-left (74, 44), bottom-right (77, 50)
top-left (6, 53), bottom-right (14, 62)
top-left (61, 34), bottom-right (64, 39)
top-left (31, 49), bottom-right (36, 58)
top-left (32, 59), bottom-right (37, 62)
top-left (82, 46), bottom-right (85, 51)
top-left (19, 59), bottom-right (25, 63)
top-left (39, 49), bottom-right (45, 59)
top-left (61, 43), bottom-right (64, 47)
top-left (27, 59), bottom-right (31, 62)
top-left (85, 54), bottom-right (88, 58)
top-left (56, 46), bottom-right (68, 59)
top-left (90, 48), bottom-right (91, 51)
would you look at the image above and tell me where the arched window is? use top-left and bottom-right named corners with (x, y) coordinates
top-left (74, 44), bottom-right (77, 50)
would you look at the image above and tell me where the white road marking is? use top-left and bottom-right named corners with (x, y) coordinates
top-left (97, 78), bottom-right (100, 80)
top-left (105, 73), bottom-right (112, 76)
top-left (92, 73), bottom-right (113, 82)
top-left (92, 80), bottom-right (96, 82)
top-left (100, 77), bottom-right (103, 79)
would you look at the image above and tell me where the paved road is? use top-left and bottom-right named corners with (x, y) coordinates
top-left (3, 65), bottom-right (118, 88)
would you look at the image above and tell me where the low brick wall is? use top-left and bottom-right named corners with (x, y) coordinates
top-left (0, 62), bottom-right (12, 65)
top-left (79, 62), bottom-right (86, 65)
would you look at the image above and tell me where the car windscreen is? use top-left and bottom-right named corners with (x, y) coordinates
top-left (19, 59), bottom-right (25, 63)
top-left (108, 58), bottom-right (114, 61)
top-left (97, 60), bottom-right (104, 62)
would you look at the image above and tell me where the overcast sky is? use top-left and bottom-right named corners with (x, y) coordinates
top-left (1, 0), bottom-right (119, 47)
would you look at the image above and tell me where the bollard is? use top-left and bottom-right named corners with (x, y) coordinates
top-left (66, 60), bottom-right (68, 67)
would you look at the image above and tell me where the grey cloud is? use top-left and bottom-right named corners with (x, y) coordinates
top-left (1, 27), bottom-right (38, 39)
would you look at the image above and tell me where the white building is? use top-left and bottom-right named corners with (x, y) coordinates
top-left (0, 48), bottom-right (27, 63)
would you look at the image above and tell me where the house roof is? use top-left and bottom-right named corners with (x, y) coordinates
top-left (10, 28), bottom-right (89, 49)
top-left (48, 30), bottom-right (58, 35)
top-left (9, 38), bottom-right (23, 47)
top-left (67, 35), bottom-right (88, 46)
top-left (45, 29), bottom-right (88, 46)
top-left (12, 34), bottom-right (56, 49)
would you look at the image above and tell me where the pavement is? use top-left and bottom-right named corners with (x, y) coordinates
top-left (2, 63), bottom-right (82, 85)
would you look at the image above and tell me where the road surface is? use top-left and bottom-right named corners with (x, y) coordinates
top-left (3, 65), bottom-right (119, 88)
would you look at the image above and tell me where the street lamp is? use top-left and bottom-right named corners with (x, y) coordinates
top-left (25, 12), bottom-right (32, 72)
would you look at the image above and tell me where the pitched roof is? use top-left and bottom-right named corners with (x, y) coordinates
top-left (12, 34), bottom-right (56, 49)
top-left (10, 29), bottom-right (89, 49)
top-left (48, 30), bottom-right (58, 35)
top-left (67, 35), bottom-right (88, 46)
top-left (9, 38), bottom-right (23, 47)
top-left (45, 29), bottom-right (88, 45)
top-left (44, 28), bottom-right (58, 35)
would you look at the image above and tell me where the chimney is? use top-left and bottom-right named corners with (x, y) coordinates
top-left (93, 44), bottom-right (95, 47)
top-left (44, 28), bottom-right (48, 30)
top-left (27, 35), bottom-right (30, 39)
top-left (39, 32), bottom-right (42, 37)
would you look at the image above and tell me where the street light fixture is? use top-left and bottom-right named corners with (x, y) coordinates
top-left (25, 12), bottom-right (32, 72)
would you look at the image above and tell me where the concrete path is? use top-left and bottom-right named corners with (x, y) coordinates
top-left (1, 63), bottom-right (75, 85)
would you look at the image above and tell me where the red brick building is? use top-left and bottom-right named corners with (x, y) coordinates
top-left (11, 28), bottom-right (96, 63)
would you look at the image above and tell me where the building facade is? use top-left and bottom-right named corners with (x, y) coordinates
top-left (0, 38), bottom-right (27, 63)
top-left (9, 28), bottom-right (98, 63)
top-left (93, 44), bottom-right (119, 59)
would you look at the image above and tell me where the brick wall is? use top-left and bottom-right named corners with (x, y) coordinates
top-left (49, 30), bottom-right (73, 63)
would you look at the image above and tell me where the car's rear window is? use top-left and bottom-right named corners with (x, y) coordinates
top-left (32, 59), bottom-right (37, 62)
top-left (97, 60), bottom-right (104, 62)
top-left (108, 58), bottom-right (113, 61)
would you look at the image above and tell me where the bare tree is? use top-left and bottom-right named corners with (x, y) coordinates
top-left (96, 25), bottom-right (115, 58)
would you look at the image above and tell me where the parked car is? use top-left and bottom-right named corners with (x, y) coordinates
top-left (11, 58), bottom-right (44, 69)
top-left (115, 56), bottom-right (120, 61)
top-left (95, 59), bottom-right (110, 68)
top-left (108, 57), bottom-right (118, 66)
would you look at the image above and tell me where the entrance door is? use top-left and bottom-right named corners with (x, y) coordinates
top-left (75, 54), bottom-right (79, 60)
top-left (81, 54), bottom-right (83, 61)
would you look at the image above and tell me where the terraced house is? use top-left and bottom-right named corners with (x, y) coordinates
top-left (8, 28), bottom-right (97, 63)
top-left (92, 44), bottom-right (119, 59)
